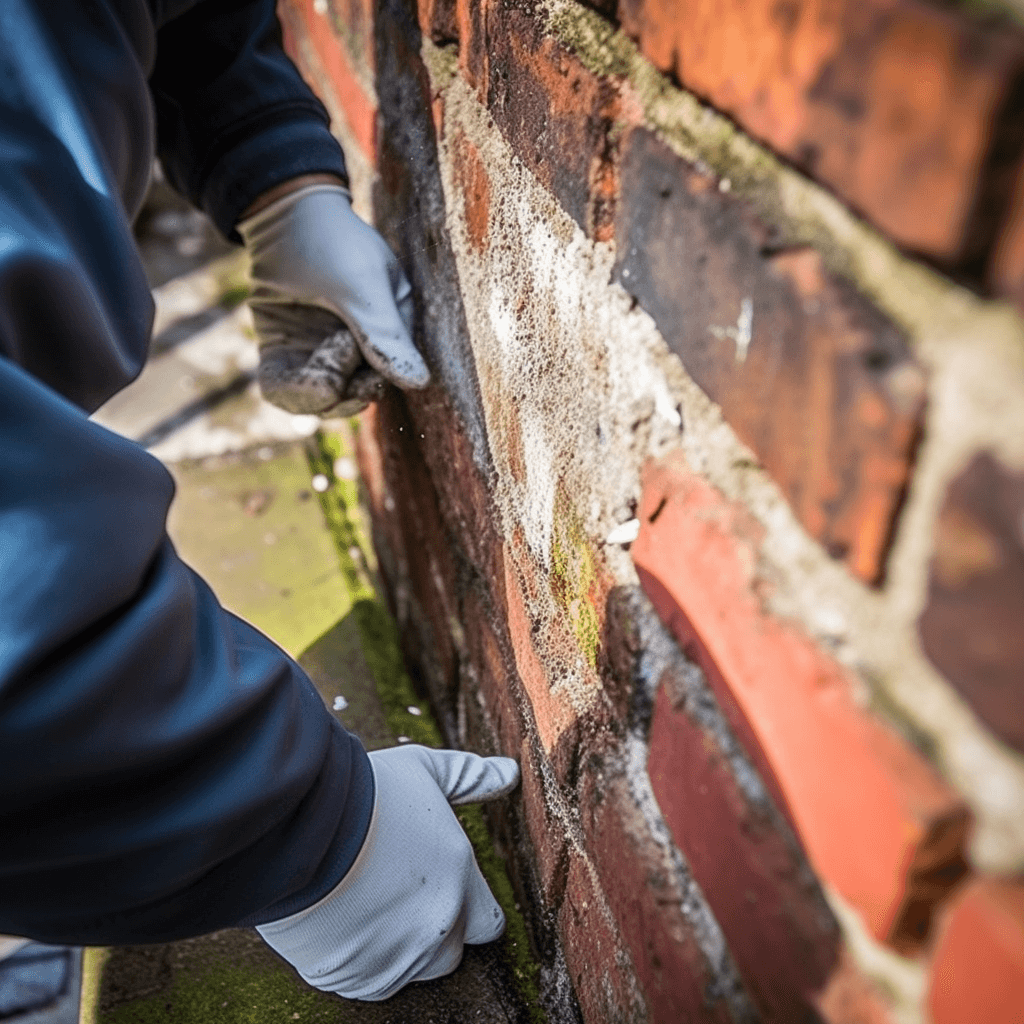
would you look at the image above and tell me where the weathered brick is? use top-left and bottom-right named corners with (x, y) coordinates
top-left (451, 130), bottom-right (491, 251)
top-left (991, 161), bottom-right (1024, 314)
top-left (648, 680), bottom-right (843, 1020)
top-left (484, 0), bottom-right (625, 240)
top-left (279, 0), bottom-right (378, 163)
top-left (456, 0), bottom-right (489, 98)
top-left (503, 539), bottom-right (580, 756)
top-left (918, 451), bottom-right (1024, 754)
top-left (558, 851), bottom-right (650, 1024)
top-left (462, 586), bottom-right (527, 758)
top-left (416, 0), bottom-right (458, 44)
top-left (927, 878), bottom-right (1024, 1024)
top-left (323, 0), bottom-right (376, 75)
top-left (615, 128), bottom-right (926, 584)
top-left (581, 769), bottom-right (741, 1023)
top-left (632, 453), bottom-right (971, 950)
top-left (616, 0), bottom-right (1024, 267)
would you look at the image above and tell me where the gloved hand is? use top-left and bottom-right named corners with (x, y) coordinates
top-left (237, 183), bottom-right (430, 416)
top-left (256, 745), bottom-right (520, 1001)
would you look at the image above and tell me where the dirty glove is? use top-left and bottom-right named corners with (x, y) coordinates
top-left (238, 183), bottom-right (430, 416)
top-left (256, 745), bottom-right (520, 1001)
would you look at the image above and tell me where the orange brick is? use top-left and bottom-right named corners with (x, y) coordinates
top-left (616, 0), bottom-right (1024, 265)
top-left (280, 0), bottom-right (378, 164)
top-left (928, 879), bottom-right (1024, 1024)
top-left (502, 541), bottom-right (579, 754)
top-left (632, 452), bottom-right (970, 950)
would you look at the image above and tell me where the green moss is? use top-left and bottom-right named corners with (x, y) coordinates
top-left (550, 499), bottom-right (601, 668)
top-left (307, 430), bottom-right (546, 1021)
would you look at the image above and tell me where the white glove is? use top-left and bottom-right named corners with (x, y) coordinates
top-left (237, 183), bottom-right (430, 416)
top-left (256, 745), bottom-right (520, 1001)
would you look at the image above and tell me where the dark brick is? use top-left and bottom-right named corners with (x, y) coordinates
top-left (484, 0), bottom-right (625, 240)
top-left (918, 452), bottom-right (1024, 754)
top-left (416, 0), bottom-right (459, 44)
top-left (558, 852), bottom-right (650, 1024)
top-left (581, 770), bottom-right (747, 1024)
top-left (649, 680), bottom-right (842, 1021)
top-left (617, 0), bottom-right (1024, 272)
top-left (991, 161), bottom-right (1024, 314)
top-left (614, 128), bottom-right (926, 584)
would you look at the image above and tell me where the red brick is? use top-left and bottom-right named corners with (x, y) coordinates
top-left (416, 0), bottom-right (458, 44)
top-left (991, 161), bottom-right (1024, 314)
top-left (581, 770), bottom-right (739, 1023)
top-left (450, 131), bottom-right (491, 251)
top-left (928, 878), bottom-right (1024, 1024)
top-left (558, 851), bottom-right (650, 1024)
top-left (516, 738), bottom-right (570, 906)
top-left (502, 539), bottom-right (579, 755)
top-left (648, 680), bottom-right (843, 1020)
top-left (814, 947), bottom-right (897, 1024)
top-left (918, 452), bottom-right (1024, 754)
top-left (484, 0), bottom-right (627, 240)
top-left (462, 587), bottom-right (527, 759)
top-left (617, 0), bottom-right (1024, 266)
top-left (456, 0), bottom-right (489, 98)
top-left (279, 0), bottom-right (378, 164)
top-left (615, 128), bottom-right (926, 584)
top-left (632, 453), bottom-right (971, 950)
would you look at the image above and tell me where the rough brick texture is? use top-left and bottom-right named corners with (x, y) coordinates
top-left (919, 452), bottom-right (1024, 754)
top-left (616, 0), bottom-right (1024, 277)
top-left (632, 453), bottom-right (970, 952)
top-left (614, 127), bottom-right (926, 584)
top-left (280, 0), bottom-right (1024, 1018)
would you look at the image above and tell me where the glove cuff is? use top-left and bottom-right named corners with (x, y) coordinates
top-left (236, 183), bottom-right (353, 247)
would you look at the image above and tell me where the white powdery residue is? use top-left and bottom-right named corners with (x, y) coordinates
top-left (605, 519), bottom-right (640, 545)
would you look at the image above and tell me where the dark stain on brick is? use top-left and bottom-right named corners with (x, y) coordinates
top-left (486, 0), bottom-right (623, 239)
top-left (919, 451), bottom-right (1024, 754)
top-left (613, 127), bottom-right (926, 584)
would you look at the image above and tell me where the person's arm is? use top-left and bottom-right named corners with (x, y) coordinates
top-left (148, 0), bottom-right (347, 241)
top-left (0, 358), bottom-right (375, 944)
top-left (151, 0), bottom-right (430, 413)
top-left (0, 0), bottom-right (373, 943)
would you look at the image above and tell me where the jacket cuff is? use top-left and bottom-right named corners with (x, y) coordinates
top-left (200, 117), bottom-right (349, 242)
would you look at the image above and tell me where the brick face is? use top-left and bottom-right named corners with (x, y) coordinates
top-left (615, 128), bottom-right (926, 585)
top-left (616, 0), bottom-right (1024, 270)
top-left (632, 453), bottom-right (970, 951)
top-left (927, 878), bottom-right (1024, 1024)
top-left (484, 0), bottom-right (624, 240)
top-left (279, 0), bottom-right (378, 163)
top-left (918, 452), bottom-right (1024, 754)
top-left (648, 680), bottom-right (843, 1021)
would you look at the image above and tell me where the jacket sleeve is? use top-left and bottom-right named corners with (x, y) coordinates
top-left (0, 0), bottom-right (372, 946)
top-left (0, 359), bottom-right (374, 945)
top-left (150, 0), bottom-right (349, 240)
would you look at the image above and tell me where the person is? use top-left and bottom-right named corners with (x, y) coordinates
top-left (0, 0), bottom-right (519, 1002)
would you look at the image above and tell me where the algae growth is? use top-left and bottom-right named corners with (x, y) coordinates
top-left (307, 429), bottom-right (546, 1024)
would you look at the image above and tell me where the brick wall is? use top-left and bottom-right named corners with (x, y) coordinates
top-left (278, 0), bottom-right (1024, 1019)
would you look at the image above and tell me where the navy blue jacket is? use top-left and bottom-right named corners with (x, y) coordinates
top-left (0, 0), bottom-right (373, 943)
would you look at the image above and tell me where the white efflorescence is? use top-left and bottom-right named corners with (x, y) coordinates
top-left (436, 76), bottom-right (687, 719)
